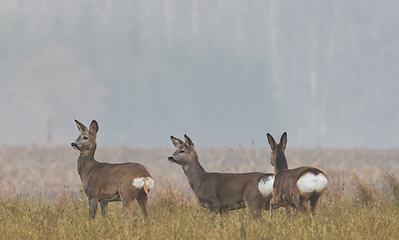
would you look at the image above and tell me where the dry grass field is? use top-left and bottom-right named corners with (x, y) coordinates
top-left (1, 146), bottom-right (399, 239)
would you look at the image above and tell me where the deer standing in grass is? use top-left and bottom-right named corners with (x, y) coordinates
top-left (71, 120), bottom-right (154, 221)
top-left (168, 134), bottom-right (274, 218)
top-left (267, 132), bottom-right (327, 218)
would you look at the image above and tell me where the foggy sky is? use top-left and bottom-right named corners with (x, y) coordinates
top-left (1, 0), bottom-right (399, 149)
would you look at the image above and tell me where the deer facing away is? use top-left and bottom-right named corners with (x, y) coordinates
top-left (267, 132), bottom-right (327, 218)
top-left (71, 120), bottom-right (154, 221)
top-left (168, 134), bottom-right (274, 218)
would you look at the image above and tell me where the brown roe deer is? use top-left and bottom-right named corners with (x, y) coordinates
top-left (71, 120), bottom-right (154, 221)
top-left (267, 132), bottom-right (327, 218)
top-left (168, 134), bottom-right (274, 218)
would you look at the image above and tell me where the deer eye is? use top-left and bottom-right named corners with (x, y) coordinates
top-left (83, 136), bottom-right (88, 140)
top-left (179, 150), bottom-right (184, 153)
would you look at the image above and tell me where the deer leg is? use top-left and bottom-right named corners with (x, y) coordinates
top-left (88, 198), bottom-right (98, 220)
top-left (299, 199), bottom-right (308, 213)
top-left (245, 196), bottom-right (264, 219)
top-left (263, 194), bottom-right (273, 211)
top-left (284, 205), bottom-right (292, 216)
top-left (269, 198), bottom-right (277, 218)
top-left (208, 205), bottom-right (221, 214)
top-left (120, 186), bottom-right (141, 222)
top-left (310, 195), bottom-right (320, 216)
top-left (264, 200), bottom-right (271, 211)
top-left (292, 195), bottom-right (303, 218)
top-left (198, 196), bottom-right (221, 215)
top-left (136, 190), bottom-right (149, 219)
top-left (220, 209), bottom-right (230, 217)
top-left (269, 194), bottom-right (283, 218)
top-left (100, 202), bottom-right (108, 217)
top-left (246, 202), bottom-right (262, 219)
top-left (269, 201), bottom-right (281, 218)
top-left (248, 205), bottom-right (262, 219)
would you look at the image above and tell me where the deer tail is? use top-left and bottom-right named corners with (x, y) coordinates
top-left (143, 181), bottom-right (149, 195)
top-left (133, 177), bottom-right (154, 195)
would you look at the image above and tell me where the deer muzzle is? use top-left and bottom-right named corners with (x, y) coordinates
top-left (71, 142), bottom-right (79, 150)
top-left (168, 156), bottom-right (176, 163)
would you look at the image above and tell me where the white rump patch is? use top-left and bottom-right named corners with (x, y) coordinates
top-left (258, 175), bottom-right (275, 197)
top-left (132, 177), bottom-right (154, 190)
top-left (297, 172), bottom-right (327, 194)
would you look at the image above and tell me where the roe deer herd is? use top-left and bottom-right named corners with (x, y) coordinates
top-left (71, 120), bottom-right (327, 221)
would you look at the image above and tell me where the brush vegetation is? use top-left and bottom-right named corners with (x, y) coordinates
top-left (1, 147), bottom-right (399, 239)
top-left (1, 175), bottom-right (399, 240)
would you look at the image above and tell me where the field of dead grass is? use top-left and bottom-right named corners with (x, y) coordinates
top-left (1, 146), bottom-right (399, 239)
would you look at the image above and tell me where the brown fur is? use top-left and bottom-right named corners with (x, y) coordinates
top-left (71, 120), bottom-right (153, 221)
top-left (267, 132), bottom-right (327, 218)
top-left (168, 134), bottom-right (274, 219)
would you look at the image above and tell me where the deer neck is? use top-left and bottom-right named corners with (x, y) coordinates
top-left (182, 152), bottom-right (206, 191)
top-left (77, 144), bottom-right (98, 176)
top-left (274, 150), bottom-right (289, 174)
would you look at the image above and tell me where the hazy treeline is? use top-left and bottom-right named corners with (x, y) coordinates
top-left (1, 0), bottom-right (398, 148)
top-left (1, 146), bottom-right (398, 200)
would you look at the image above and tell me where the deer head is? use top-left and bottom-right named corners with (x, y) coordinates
top-left (71, 119), bottom-right (98, 155)
top-left (168, 134), bottom-right (197, 167)
top-left (267, 132), bottom-right (288, 172)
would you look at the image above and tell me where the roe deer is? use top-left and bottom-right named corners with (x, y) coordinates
top-left (71, 120), bottom-right (154, 221)
top-left (267, 132), bottom-right (327, 218)
top-left (168, 134), bottom-right (274, 218)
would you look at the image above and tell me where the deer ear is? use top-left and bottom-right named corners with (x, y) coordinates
top-left (75, 119), bottom-right (88, 133)
top-left (89, 120), bottom-right (99, 134)
top-left (171, 136), bottom-right (184, 147)
top-left (267, 133), bottom-right (276, 149)
top-left (280, 132), bottom-right (287, 150)
top-left (184, 134), bottom-right (194, 148)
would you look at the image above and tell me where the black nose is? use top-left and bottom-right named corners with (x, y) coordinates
top-left (71, 142), bottom-right (77, 148)
top-left (168, 156), bottom-right (175, 163)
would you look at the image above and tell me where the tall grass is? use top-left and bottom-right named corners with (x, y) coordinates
top-left (1, 173), bottom-right (399, 240)
top-left (1, 147), bottom-right (399, 239)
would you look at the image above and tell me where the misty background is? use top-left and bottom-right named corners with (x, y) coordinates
top-left (1, 0), bottom-right (399, 149)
